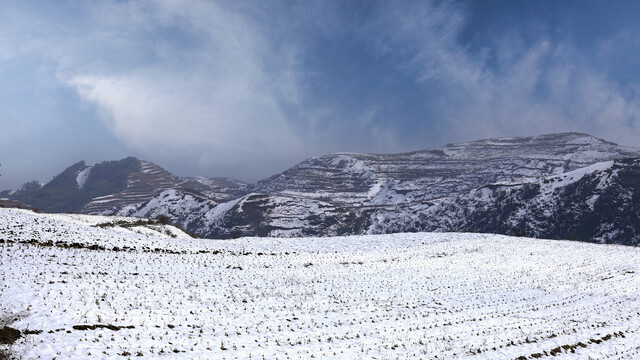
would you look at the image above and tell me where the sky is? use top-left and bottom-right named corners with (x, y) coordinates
top-left (1, 0), bottom-right (640, 189)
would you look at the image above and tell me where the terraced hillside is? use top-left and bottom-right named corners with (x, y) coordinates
top-left (0, 157), bottom-right (143, 212)
top-left (115, 133), bottom-right (640, 241)
top-left (369, 157), bottom-right (640, 245)
top-left (83, 161), bottom-right (187, 214)
top-left (254, 132), bottom-right (637, 205)
top-left (2, 158), bottom-right (248, 215)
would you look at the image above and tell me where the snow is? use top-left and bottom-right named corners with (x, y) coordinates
top-left (567, 135), bottom-right (600, 145)
top-left (366, 180), bottom-right (407, 205)
top-left (133, 189), bottom-right (184, 216)
top-left (3, 208), bottom-right (640, 359)
top-left (330, 154), bottom-right (373, 175)
top-left (75, 166), bottom-right (93, 190)
top-left (206, 196), bottom-right (243, 220)
top-left (441, 147), bottom-right (460, 157)
top-left (140, 161), bottom-right (157, 173)
top-left (541, 161), bottom-right (614, 192)
top-left (562, 150), bottom-right (613, 163)
top-left (480, 140), bottom-right (516, 146)
top-left (367, 181), bottom-right (383, 197)
top-left (88, 195), bottom-right (115, 204)
top-left (586, 194), bottom-right (600, 210)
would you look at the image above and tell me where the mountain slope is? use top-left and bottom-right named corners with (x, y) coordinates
top-left (254, 132), bottom-right (636, 206)
top-left (2, 157), bottom-right (248, 214)
top-left (113, 189), bottom-right (371, 239)
top-left (5, 132), bottom-right (638, 244)
top-left (371, 157), bottom-right (640, 245)
top-left (185, 177), bottom-right (249, 202)
top-left (3, 157), bottom-right (142, 212)
top-left (112, 133), bottom-right (640, 243)
top-left (83, 164), bottom-right (250, 214)
top-left (83, 160), bottom-right (188, 214)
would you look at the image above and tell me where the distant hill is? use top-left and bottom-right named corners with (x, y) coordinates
top-left (1, 157), bottom-right (248, 214)
top-left (0, 198), bottom-right (33, 210)
top-left (1, 157), bottom-right (142, 212)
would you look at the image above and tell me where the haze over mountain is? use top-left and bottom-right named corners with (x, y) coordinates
top-left (3, 132), bottom-right (639, 245)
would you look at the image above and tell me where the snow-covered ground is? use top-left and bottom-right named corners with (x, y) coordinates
top-left (2, 208), bottom-right (640, 359)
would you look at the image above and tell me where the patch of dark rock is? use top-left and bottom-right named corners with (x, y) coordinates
top-left (93, 219), bottom-right (160, 229)
top-left (72, 324), bottom-right (135, 331)
top-left (0, 327), bottom-right (21, 345)
top-left (22, 329), bottom-right (43, 335)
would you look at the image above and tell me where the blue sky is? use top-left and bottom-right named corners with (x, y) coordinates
top-left (1, 0), bottom-right (640, 188)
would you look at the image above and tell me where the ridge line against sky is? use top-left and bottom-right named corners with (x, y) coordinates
top-left (1, 0), bottom-right (640, 189)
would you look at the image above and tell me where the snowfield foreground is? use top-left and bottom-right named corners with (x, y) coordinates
top-left (2, 209), bottom-right (640, 359)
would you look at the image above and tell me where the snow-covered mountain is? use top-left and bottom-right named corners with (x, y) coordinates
top-left (369, 157), bottom-right (640, 245)
top-left (1, 157), bottom-right (143, 213)
top-left (184, 176), bottom-right (250, 202)
top-left (81, 161), bottom-right (249, 214)
top-left (3, 132), bottom-right (637, 243)
top-left (1, 157), bottom-right (248, 214)
top-left (109, 133), bottom-right (640, 244)
top-left (254, 132), bottom-right (634, 205)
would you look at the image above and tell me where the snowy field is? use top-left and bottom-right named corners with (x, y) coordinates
top-left (2, 208), bottom-right (640, 359)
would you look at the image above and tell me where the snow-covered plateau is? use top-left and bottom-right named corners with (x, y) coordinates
top-left (2, 208), bottom-right (640, 359)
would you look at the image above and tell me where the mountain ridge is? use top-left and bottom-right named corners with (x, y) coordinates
top-left (107, 132), bottom-right (640, 244)
top-left (3, 132), bottom-right (639, 244)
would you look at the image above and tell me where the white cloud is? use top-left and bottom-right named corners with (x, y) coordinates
top-left (69, 71), bottom-right (302, 157)
top-left (56, 0), bottom-right (306, 173)
top-left (373, 1), bottom-right (640, 147)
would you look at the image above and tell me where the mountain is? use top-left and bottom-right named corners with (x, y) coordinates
top-left (83, 160), bottom-right (194, 214)
top-left (369, 158), bottom-right (640, 246)
top-left (184, 177), bottom-right (250, 202)
top-left (4, 132), bottom-right (638, 244)
top-left (1, 157), bottom-right (142, 212)
top-left (110, 133), bottom-right (640, 244)
top-left (110, 189), bottom-right (369, 239)
top-left (2, 157), bottom-right (248, 214)
top-left (0, 198), bottom-right (32, 210)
